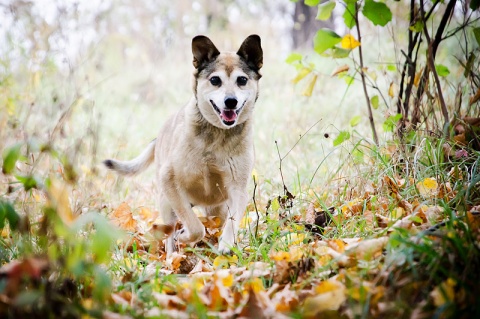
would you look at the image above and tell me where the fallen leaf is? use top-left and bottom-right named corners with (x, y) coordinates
top-left (345, 237), bottom-right (388, 260)
top-left (111, 202), bottom-right (136, 232)
top-left (431, 278), bottom-right (456, 307)
top-left (213, 255), bottom-right (238, 269)
top-left (303, 279), bottom-right (346, 316)
top-left (417, 178), bottom-right (438, 197)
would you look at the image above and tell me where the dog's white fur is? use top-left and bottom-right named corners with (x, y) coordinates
top-left (104, 35), bottom-right (262, 256)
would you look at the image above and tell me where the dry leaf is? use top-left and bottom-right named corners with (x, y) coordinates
top-left (431, 278), bottom-right (456, 307)
top-left (213, 255), bottom-right (238, 269)
top-left (47, 179), bottom-right (74, 225)
top-left (416, 178), bottom-right (438, 197)
top-left (303, 279), bottom-right (346, 316)
top-left (302, 75), bottom-right (317, 97)
top-left (331, 64), bottom-right (350, 77)
top-left (469, 88), bottom-right (480, 105)
top-left (388, 82), bottom-right (396, 98)
top-left (111, 202), bottom-right (137, 232)
top-left (345, 237), bottom-right (388, 260)
top-left (292, 67), bottom-right (311, 84)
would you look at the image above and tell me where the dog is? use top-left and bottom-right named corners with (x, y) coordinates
top-left (104, 35), bottom-right (263, 257)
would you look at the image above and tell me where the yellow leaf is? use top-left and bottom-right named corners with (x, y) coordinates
top-left (388, 82), bottom-right (396, 98)
top-left (245, 278), bottom-right (264, 293)
top-left (315, 280), bottom-right (341, 294)
top-left (302, 75), bottom-right (318, 97)
top-left (47, 178), bottom-right (75, 226)
top-left (341, 34), bottom-right (360, 49)
top-left (282, 233), bottom-right (305, 245)
top-left (215, 270), bottom-right (234, 288)
top-left (270, 251), bottom-right (291, 262)
top-left (331, 64), bottom-right (350, 77)
top-left (292, 67), bottom-right (312, 84)
top-left (213, 255), bottom-right (238, 269)
top-left (431, 278), bottom-right (456, 307)
top-left (413, 69), bottom-right (423, 87)
top-left (303, 279), bottom-right (346, 316)
top-left (416, 177), bottom-right (438, 197)
top-left (391, 207), bottom-right (405, 219)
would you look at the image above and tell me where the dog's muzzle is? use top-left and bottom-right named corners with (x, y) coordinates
top-left (210, 100), bottom-right (245, 126)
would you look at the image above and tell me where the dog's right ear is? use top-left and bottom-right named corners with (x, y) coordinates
top-left (192, 36), bottom-right (220, 69)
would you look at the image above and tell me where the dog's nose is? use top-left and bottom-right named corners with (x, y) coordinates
top-left (224, 98), bottom-right (238, 109)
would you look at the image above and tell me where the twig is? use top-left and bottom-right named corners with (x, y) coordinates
top-left (420, 0), bottom-right (450, 133)
top-left (355, 2), bottom-right (379, 145)
top-left (252, 175), bottom-right (259, 239)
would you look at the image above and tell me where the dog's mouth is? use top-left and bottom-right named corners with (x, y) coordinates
top-left (210, 100), bottom-right (244, 126)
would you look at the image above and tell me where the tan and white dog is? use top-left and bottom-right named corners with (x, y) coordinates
top-left (104, 35), bottom-right (262, 256)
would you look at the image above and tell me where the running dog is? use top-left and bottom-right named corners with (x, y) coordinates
top-left (104, 35), bottom-right (263, 257)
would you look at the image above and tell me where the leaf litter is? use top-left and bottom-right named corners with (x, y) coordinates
top-left (2, 148), bottom-right (480, 318)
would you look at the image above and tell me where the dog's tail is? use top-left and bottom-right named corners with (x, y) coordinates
top-left (103, 139), bottom-right (156, 176)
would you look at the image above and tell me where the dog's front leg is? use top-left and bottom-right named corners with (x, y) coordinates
top-left (218, 190), bottom-right (248, 254)
top-left (160, 168), bottom-right (206, 253)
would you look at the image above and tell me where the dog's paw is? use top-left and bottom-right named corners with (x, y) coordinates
top-left (175, 227), bottom-right (206, 244)
top-left (217, 242), bottom-right (235, 255)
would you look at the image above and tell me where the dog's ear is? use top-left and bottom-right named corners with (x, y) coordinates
top-left (192, 36), bottom-right (220, 69)
top-left (237, 35), bottom-right (263, 71)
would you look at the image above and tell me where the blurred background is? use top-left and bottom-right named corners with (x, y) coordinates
top-left (0, 0), bottom-right (466, 210)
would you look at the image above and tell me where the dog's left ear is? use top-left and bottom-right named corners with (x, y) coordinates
top-left (237, 35), bottom-right (263, 71)
top-left (192, 35), bottom-right (220, 69)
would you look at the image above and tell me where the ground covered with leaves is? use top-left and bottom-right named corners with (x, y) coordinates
top-left (2, 136), bottom-right (480, 319)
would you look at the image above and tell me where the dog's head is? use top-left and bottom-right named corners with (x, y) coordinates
top-left (192, 35), bottom-right (262, 129)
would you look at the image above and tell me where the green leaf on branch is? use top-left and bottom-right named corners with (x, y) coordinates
top-left (409, 20), bottom-right (424, 33)
top-left (333, 131), bottom-right (351, 146)
top-left (313, 29), bottom-right (341, 54)
top-left (331, 47), bottom-right (351, 58)
top-left (343, 1), bottom-right (357, 29)
top-left (472, 27), bottom-right (480, 46)
top-left (362, 0), bottom-right (392, 26)
top-left (2, 143), bottom-right (22, 174)
top-left (387, 64), bottom-right (397, 72)
top-left (285, 52), bottom-right (303, 65)
top-left (350, 115), bottom-right (362, 127)
top-left (435, 64), bottom-right (450, 77)
top-left (371, 95), bottom-right (379, 109)
top-left (305, 0), bottom-right (320, 6)
top-left (316, 1), bottom-right (336, 20)
top-left (383, 114), bottom-right (403, 132)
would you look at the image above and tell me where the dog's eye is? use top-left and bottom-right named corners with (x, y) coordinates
top-left (237, 76), bottom-right (248, 86)
top-left (209, 76), bottom-right (221, 86)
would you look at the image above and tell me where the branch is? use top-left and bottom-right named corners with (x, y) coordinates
top-left (355, 2), bottom-right (379, 145)
top-left (420, 0), bottom-right (450, 132)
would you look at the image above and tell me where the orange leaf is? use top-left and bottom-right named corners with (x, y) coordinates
top-left (469, 88), bottom-right (480, 105)
top-left (111, 202), bottom-right (137, 232)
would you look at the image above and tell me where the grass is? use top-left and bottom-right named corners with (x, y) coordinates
top-left (2, 4), bottom-right (480, 318)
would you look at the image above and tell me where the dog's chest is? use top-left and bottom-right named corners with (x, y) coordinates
top-left (183, 154), bottom-right (235, 206)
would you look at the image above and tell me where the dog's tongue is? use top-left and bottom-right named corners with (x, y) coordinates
top-left (221, 110), bottom-right (237, 122)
